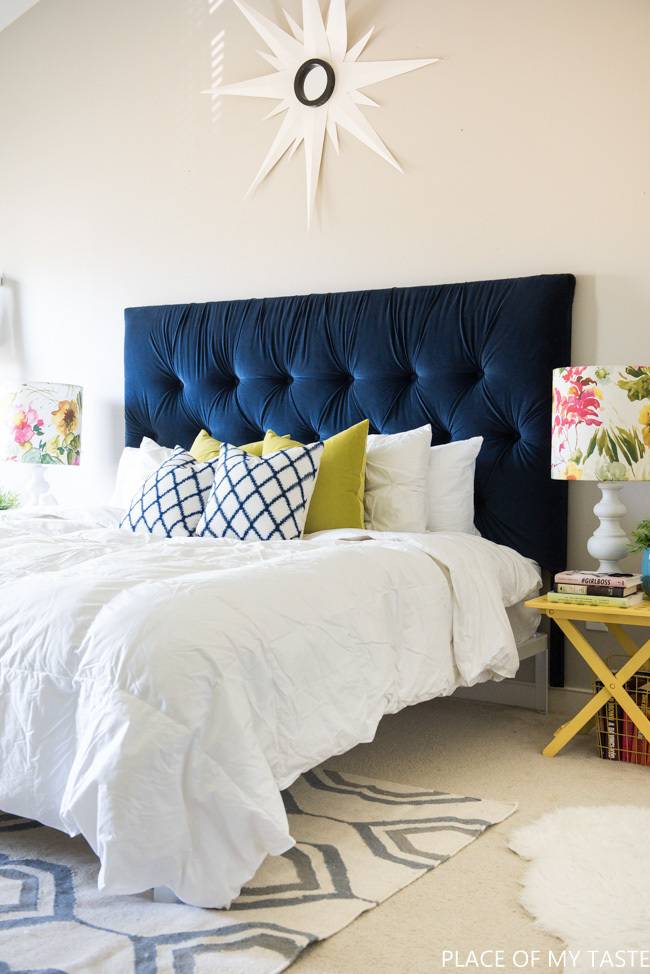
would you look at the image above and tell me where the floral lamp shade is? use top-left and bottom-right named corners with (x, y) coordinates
top-left (3, 382), bottom-right (83, 466)
top-left (552, 366), bottom-right (650, 482)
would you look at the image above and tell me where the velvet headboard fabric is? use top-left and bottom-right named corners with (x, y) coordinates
top-left (124, 273), bottom-right (575, 574)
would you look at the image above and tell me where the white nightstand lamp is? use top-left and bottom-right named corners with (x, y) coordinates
top-left (2, 381), bottom-right (83, 505)
top-left (551, 365), bottom-right (650, 572)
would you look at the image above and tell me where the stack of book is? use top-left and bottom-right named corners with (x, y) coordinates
top-left (549, 570), bottom-right (645, 608)
top-left (597, 671), bottom-right (650, 765)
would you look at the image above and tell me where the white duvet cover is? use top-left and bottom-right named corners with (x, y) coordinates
top-left (0, 508), bottom-right (540, 907)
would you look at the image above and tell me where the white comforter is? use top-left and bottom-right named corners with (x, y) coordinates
top-left (0, 508), bottom-right (540, 907)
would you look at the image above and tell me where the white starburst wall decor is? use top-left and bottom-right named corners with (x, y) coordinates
top-left (205, 0), bottom-right (439, 226)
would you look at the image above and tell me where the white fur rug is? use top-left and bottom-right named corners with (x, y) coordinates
top-left (510, 806), bottom-right (650, 973)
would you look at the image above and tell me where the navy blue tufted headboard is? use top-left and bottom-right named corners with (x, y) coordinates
top-left (124, 273), bottom-right (574, 572)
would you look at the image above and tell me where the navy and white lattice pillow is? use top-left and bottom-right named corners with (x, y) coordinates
top-left (120, 447), bottom-right (220, 538)
top-left (195, 442), bottom-right (324, 541)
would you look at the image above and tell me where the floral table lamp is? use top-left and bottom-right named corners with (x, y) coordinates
top-left (552, 366), bottom-right (650, 572)
top-left (3, 381), bottom-right (83, 505)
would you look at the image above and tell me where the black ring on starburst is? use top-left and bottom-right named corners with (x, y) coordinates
top-left (293, 58), bottom-right (336, 107)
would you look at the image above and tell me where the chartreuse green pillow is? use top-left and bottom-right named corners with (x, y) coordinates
top-left (263, 420), bottom-right (369, 534)
top-left (190, 429), bottom-right (264, 462)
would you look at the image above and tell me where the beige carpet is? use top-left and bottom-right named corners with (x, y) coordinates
top-left (3, 698), bottom-right (647, 973)
top-left (293, 696), bottom-right (650, 974)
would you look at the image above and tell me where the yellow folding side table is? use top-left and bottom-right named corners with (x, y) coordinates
top-left (525, 595), bottom-right (650, 757)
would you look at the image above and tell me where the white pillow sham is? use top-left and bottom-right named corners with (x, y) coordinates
top-left (426, 436), bottom-right (483, 535)
top-left (112, 432), bottom-right (483, 536)
top-left (364, 425), bottom-right (432, 533)
top-left (111, 437), bottom-right (173, 509)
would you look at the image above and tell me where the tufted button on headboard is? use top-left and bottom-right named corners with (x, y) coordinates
top-left (125, 274), bottom-right (575, 571)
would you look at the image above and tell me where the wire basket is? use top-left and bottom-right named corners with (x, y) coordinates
top-left (595, 663), bottom-right (650, 765)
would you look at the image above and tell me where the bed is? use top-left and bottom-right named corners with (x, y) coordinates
top-left (0, 273), bottom-right (574, 908)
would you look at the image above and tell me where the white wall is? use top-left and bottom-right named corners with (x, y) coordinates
top-left (1, 0), bottom-right (649, 687)
top-left (0, 0), bottom-right (40, 33)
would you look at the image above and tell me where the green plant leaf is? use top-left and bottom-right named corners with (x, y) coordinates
top-left (605, 432), bottom-right (619, 462)
top-left (616, 427), bottom-right (639, 464)
top-left (613, 430), bottom-right (634, 465)
top-left (0, 489), bottom-right (19, 511)
top-left (584, 431), bottom-right (598, 461)
top-left (633, 429), bottom-right (646, 458)
top-left (630, 519), bottom-right (650, 552)
top-left (617, 374), bottom-right (650, 402)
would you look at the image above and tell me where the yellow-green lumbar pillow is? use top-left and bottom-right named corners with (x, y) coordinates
top-left (190, 429), bottom-right (264, 462)
top-left (263, 420), bottom-right (369, 534)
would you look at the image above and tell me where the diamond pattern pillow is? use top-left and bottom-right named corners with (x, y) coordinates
top-left (120, 447), bottom-right (220, 538)
top-left (195, 442), bottom-right (324, 541)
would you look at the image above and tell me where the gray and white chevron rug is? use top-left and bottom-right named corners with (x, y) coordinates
top-left (0, 769), bottom-right (516, 974)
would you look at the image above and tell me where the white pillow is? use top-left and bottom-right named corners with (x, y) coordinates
top-left (364, 425), bottom-right (432, 533)
top-left (426, 436), bottom-right (483, 534)
top-left (111, 437), bottom-right (173, 509)
top-left (120, 447), bottom-right (219, 537)
top-left (196, 442), bottom-right (324, 541)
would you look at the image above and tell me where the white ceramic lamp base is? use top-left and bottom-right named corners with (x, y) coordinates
top-left (586, 482), bottom-right (629, 573)
top-left (27, 465), bottom-right (57, 507)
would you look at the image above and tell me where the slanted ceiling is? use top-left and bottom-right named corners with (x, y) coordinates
top-left (0, 0), bottom-right (40, 32)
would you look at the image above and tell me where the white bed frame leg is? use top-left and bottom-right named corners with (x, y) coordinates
top-left (153, 885), bottom-right (179, 904)
top-left (534, 646), bottom-right (549, 714)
